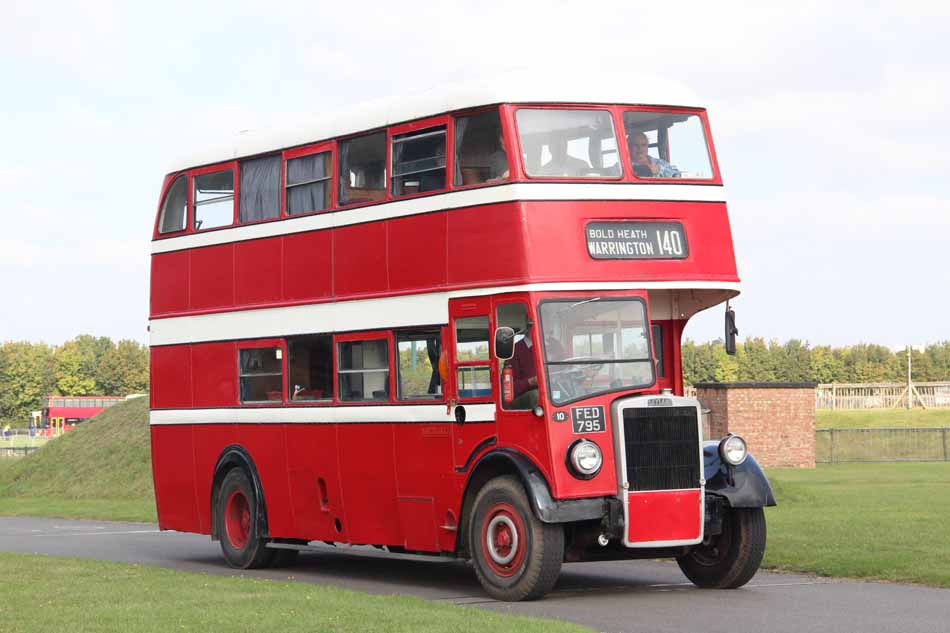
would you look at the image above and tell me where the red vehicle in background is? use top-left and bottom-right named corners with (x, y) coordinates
top-left (149, 75), bottom-right (775, 601)
top-left (41, 395), bottom-right (126, 434)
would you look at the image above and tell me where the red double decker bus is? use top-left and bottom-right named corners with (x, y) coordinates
top-left (42, 395), bottom-right (126, 434)
top-left (149, 76), bottom-right (775, 601)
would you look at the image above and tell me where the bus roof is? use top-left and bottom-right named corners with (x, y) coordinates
top-left (167, 70), bottom-right (701, 173)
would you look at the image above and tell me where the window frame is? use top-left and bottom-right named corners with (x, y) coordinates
top-left (337, 129), bottom-right (389, 209)
top-left (237, 153), bottom-right (283, 226)
top-left (333, 331), bottom-right (395, 404)
top-left (453, 314), bottom-right (494, 404)
top-left (283, 140), bottom-right (337, 218)
top-left (285, 333), bottom-right (335, 406)
top-left (191, 161), bottom-right (238, 232)
top-left (156, 173), bottom-right (190, 236)
top-left (394, 328), bottom-right (445, 403)
top-left (452, 106), bottom-right (511, 190)
top-left (617, 105), bottom-right (721, 184)
top-left (388, 115), bottom-right (451, 200)
top-left (538, 296), bottom-right (656, 407)
top-left (236, 338), bottom-right (287, 406)
top-left (512, 105), bottom-right (625, 182)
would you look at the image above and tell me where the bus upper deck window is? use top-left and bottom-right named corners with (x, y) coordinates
top-left (339, 132), bottom-right (386, 206)
top-left (194, 169), bottom-right (235, 230)
top-left (454, 110), bottom-right (507, 186)
top-left (158, 175), bottom-right (187, 234)
top-left (623, 111), bottom-right (713, 179)
top-left (239, 155), bottom-right (280, 223)
top-left (516, 109), bottom-right (621, 179)
top-left (392, 126), bottom-right (446, 196)
top-left (287, 151), bottom-right (332, 215)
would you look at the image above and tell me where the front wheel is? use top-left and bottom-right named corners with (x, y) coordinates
top-left (468, 476), bottom-right (564, 601)
top-left (677, 507), bottom-right (766, 589)
top-left (216, 468), bottom-right (275, 569)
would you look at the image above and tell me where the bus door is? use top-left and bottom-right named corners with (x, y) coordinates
top-left (493, 299), bottom-right (546, 457)
top-left (448, 296), bottom-right (497, 471)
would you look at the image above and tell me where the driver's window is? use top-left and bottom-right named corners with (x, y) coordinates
top-left (497, 303), bottom-right (537, 410)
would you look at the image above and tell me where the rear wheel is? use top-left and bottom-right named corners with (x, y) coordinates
top-left (468, 476), bottom-right (563, 601)
top-left (677, 507), bottom-right (766, 588)
top-left (216, 469), bottom-right (275, 569)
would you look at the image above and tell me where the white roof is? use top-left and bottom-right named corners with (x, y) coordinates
top-left (167, 70), bottom-right (702, 173)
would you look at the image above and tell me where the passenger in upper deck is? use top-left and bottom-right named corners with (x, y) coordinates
top-left (627, 131), bottom-right (681, 178)
top-left (538, 136), bottom-right (592, 177)
top-left (486, 132), bottom-right (509, 182)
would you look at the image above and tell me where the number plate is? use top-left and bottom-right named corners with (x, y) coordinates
top-left (585, 221), bottom-right (689, 259)
top-left (571, 406), bottom-right (606, 434)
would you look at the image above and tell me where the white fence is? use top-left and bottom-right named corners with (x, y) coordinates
top-left (816, 383), bottom-right (950, 410)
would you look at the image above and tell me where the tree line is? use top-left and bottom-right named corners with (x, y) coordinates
top-left (0, 335), bottom-right (148, 427)
top-left (683, 338), bottom-right (950, 386)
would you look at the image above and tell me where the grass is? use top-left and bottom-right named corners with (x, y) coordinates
top-left (763, 462), bottom-right (950, 587)
top-left (817, 407), bottom-right (950, 429)
top-left (0, 397), bottom-right (156, 522)
top-left (0, 553), bottom-right (591, 633)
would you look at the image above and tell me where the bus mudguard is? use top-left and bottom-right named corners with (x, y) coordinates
top-left (211, 445), bottom-right (270, 539)
top-left (467, 448), bottom-right (606, 524)
top-left (702, 441), bottom-right (777, 508)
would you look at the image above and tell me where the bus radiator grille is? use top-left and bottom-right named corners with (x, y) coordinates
top-left (622, 406), bottom-right (701, 491)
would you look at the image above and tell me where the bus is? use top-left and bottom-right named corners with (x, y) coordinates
top-left (42, 395), bottom-right (126, 434)
top-left (149, 74), bottom-right (775, 601)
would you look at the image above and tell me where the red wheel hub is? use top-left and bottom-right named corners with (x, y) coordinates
top-left (225, 490), bottom-right (251, 550)
top-left (481, 502), bottom-right (527, 578)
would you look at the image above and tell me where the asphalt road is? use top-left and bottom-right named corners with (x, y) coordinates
top-left (1, 516), bottom-right (946, 633)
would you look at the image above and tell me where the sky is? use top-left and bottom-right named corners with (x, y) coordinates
top-left (2, 1), bottom-right (948, 348)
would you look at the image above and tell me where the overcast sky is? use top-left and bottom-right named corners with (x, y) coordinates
top-left (2, 1), bottom-right (948, 348)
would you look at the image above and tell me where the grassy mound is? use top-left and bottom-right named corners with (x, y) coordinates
top-left (0, 397), bottom-right (155, 521)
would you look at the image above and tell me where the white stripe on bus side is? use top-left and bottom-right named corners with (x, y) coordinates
top-left (148, 280), bottom-right (740, 346)
top-left (151, 183), bottom-right (727, 254)
top-left (149, 403), bottom-right (496, 425)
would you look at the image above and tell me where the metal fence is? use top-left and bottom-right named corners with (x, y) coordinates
top-left (816, 428), bottom-right (950, 463)
top-left (816, 382), bottom-right (950, 409)
top-left (0, 429), bottom-right (49, 458)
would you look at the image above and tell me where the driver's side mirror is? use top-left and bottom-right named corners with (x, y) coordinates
top-left (494, 326), bottom-right (515, 360)
top-left (725, 307), bottom-right (738, 356)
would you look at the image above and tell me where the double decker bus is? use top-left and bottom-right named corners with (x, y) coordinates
top-left (149, 75), bottom-right (775, 601)
top-left (41, 395), bottom-right (126, 434)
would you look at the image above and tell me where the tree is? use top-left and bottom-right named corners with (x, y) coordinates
top-left (0, 342), bottom-right (56, 426)
top-left (97, 339), bottom-right (149, 395)
top-left (55, 341), bottom-right (97, 395)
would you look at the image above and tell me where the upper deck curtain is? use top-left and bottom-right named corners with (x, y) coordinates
top-left (240, 156), bottom-right (281, 223)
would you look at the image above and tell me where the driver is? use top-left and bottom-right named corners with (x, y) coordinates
top-left (627, 131), bottom-right (681, 178)
top-left (509, 322), bottom-right (541, 409)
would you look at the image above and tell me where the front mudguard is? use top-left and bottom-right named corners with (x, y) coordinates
top-left (703, 441), bottom-right (776, 508)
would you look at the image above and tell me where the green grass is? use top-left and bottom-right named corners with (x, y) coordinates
top-left (763, 462), bottom-right (950, 587)
top-left (0, 553), bottom-right (591, 633)
top-left (817, 408), bottom-right (950, 429)
top-left (0, 397), bottom-right (157, 522)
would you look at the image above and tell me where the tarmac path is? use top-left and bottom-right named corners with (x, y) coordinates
top-left (1, 515), bottom-right (946, 633)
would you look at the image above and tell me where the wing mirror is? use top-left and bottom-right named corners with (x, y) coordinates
top-left (494, 326), bottom-right (515, 360)
top-left (725, 305), bottom-right (738, 356)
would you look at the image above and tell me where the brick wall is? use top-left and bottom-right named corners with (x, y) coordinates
top-left (695, 382), bottom-right (816, 469)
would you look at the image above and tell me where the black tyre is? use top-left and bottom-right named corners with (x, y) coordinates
top-left (677, 507), bottom-right (766, 589)
top-left (468, 475), bottom-right (564, 601)
top-left (216, 468), bottom-right (275, 569)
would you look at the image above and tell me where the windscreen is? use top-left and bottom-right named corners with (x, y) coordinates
top-left (540, 298), bottom-right (654, 405)
top-left (516, 109), bottom-right (621, 178)
top-left (623, 111), bottom-right (713, 179)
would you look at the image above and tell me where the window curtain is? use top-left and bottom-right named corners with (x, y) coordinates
top-left (239, 156), bottom-right (280, 222)
top-left (338, 141), bottom-right (350, 204)
top-left (287, 153), bottom-right (328, 215)
top-left (453, 118), bottom-right (469, 185)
